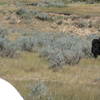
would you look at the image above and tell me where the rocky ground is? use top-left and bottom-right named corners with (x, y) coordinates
top-left (0, 3), bottom-right (100, 37)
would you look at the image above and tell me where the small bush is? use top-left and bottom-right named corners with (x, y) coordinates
top-left (71, 39), bottom-right (92, 58)
top-left (16, 8), bottom-right (53, 21)
top-left (35, 12), bottom-right (53, 21)
top-left (32, 81), bottom-right (48, 96)
top-left (31, 81), bottom-right (53, 100)
top-left (15, 37), bottom-right (34, 52)
top-left (37, 33), bottom-right (92, 68)
top-left (73, 20), bottom-right (91, 28)
top-left (31, 10), bottom-right (39, 15)
top-left (27, 1), bottom-right (65, 7)
top-left (37, 2), bottom-right (49, 7)
top-left (27, 2), bottom-right (38, 6)
top-left (46, 1), bottom-right (65, 7)
top-left (0, 27), bottom-right (8, 38)
top-left (86, 34), bottom-right (100, 41)
top-left (0, 38), bottom-right (18, 57)
top-left (16, 8), bottom-right (29, 15)
top-left (16, 8), bottom-right (33, 19)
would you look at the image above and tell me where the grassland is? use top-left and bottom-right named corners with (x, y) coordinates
top-left (0, 1), bottom-right (100, 100)
top-left (1, 52), bottom-right (100, 100)
top-left (41, 3), bottom-right (100, 16)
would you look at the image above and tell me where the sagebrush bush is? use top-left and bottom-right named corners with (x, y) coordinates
top-left (0, 29), bottom-right (97, 68)
top-left (14, 32), bottom-right (94, 68)
top-left (16, 8), bottom-right (54, 21)
top-left (71, 39), bottom-right (92, 58)
top-left (16, 8), bottom-right (33, 19)
top-left (31, 81), bottom-right (53, 100)
top-left (15, 36), bottom-right (34, 52)
top-left (0, 38), bottom-right (18, 57)
top-left (62, 0), bottom-right (100, 3)
top-left (33, 32), bottom-right (92, 68)
top-left (46, 34), bottom-right (90, 67)
top-left (27, 2), bottom-right (38, 6)
top-left (31, 10), bottom-right (39, 16)
top-left (46, 1), bottom-right (65, 7)
top-left (86, 34), bottom-right (100, 41)
top-left (27, 1), bottom-right (65, 7)
top-left (0, 27), bottom-right (8, 38)
top-left (35, 12), bottom-right (53, 21)
top-left (32, 81), bottom-right (48, 96)
top-left (73, 20), bottom-right (92, 28)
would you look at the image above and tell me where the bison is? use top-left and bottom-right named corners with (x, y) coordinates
top-left (91, 38), bottom-right (100, 58)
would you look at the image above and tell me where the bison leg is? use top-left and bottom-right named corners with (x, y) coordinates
top-left (93, 54), bottom-right (98, 58)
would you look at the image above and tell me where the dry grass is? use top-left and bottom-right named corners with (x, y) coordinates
top-left (41, 3), bottom-right (100, 16)
top-left (1, 52), bottom-right (100, 100)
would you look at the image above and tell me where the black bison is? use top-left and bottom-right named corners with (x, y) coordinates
top-left (92, 38), bottom-right (100, 58)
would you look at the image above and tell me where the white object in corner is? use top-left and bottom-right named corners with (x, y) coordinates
top-left (0, 78), bottom-right (24, 100)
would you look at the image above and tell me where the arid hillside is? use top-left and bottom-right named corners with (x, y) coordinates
top-left (0, 1), bottom-right (100, 100)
